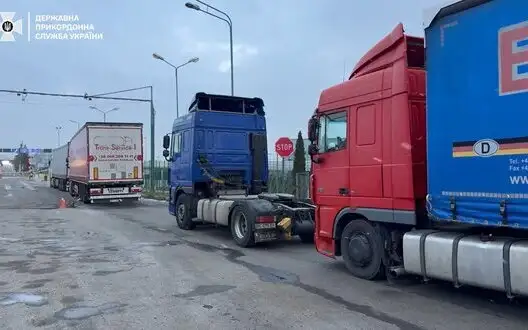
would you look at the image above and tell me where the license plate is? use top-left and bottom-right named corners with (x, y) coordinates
top-left (104, 187), bottom-right (127, 194)
top-left (255, 223), bottom-right (276, 230)
top-left (254, 230), bottom-right (277, 243)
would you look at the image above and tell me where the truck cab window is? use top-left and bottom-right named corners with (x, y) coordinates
top-left (171, 132), bottom-right (181, 155)
top-left (319, 111), bottom-right (347, 152)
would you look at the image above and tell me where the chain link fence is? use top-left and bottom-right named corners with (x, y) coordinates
top-left (144, 159), bottom-right (310, 199)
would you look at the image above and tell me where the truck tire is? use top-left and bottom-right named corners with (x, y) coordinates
top-left (230, 205), bottom-right (256, 247)
top-left (82, 192), bottom-right (91, 204)
top-left (341, 220), bottom-right (384, 280)
top-left (175, 194), bottom-right (196, 230)
top-left (78, 184), bottom-right (90, 204)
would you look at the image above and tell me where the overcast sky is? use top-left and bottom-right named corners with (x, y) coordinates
top-left (1, 0), bottom-right (442, 160)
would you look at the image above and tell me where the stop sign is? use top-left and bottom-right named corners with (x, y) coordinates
top-left (275, 137), bottom-right (294, 158)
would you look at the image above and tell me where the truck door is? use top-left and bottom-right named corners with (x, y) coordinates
top-left (349, 103), bottom-right (384, 201)
top-left (312, 109), bottom-right (350, 254)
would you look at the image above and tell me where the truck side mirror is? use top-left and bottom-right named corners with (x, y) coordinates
top-left (308, 143), bottom-right (318, 156)
top-left (162, 149), bottom-right (169, 158)
top-left (307, 116), bottom-right (318, 142)
top-left (163, 134), bottom-right (170, 149)
top-left (308, 144), bottom-right (322, 164)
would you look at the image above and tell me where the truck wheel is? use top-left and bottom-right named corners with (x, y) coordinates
top-left (175, 194), bottom-right (196, 230)
top-left (341, 220), bottom-right (384, 280)
top-left (82, 191), bottom-right (91, 204)
top-left (298, 233), bottom-right (314, 244)
top-left (230, 205), bottom-right (255, 247)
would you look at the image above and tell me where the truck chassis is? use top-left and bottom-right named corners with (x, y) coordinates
top-left (172, 191), bottom-right (315, 247)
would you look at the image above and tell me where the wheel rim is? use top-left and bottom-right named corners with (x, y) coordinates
top-left (177, 203), bottom-right (185, 223)
top-left (347, 232), bottom-right (373, 268)
top-left (233, 212), bottom-right (248, 239)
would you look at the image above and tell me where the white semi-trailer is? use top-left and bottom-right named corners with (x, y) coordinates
top-left (68, 122), bottom-right (144, 203)
top-left (50, 143), bottom-right (69, 191)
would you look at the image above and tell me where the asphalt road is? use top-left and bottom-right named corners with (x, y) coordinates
top-left (0, 177), bottom-right (527, 329)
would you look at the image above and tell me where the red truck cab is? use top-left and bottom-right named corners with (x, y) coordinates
top-left (308, 24), bottom-right (426, 279)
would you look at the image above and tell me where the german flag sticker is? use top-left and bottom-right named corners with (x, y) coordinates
top-left (452, 137), bottom-right (528, 158)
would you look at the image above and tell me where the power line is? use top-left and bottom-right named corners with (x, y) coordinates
top-left (0, 98), bottom-right (130, 107)
top-left (0, 88), bottom-right (150, 103)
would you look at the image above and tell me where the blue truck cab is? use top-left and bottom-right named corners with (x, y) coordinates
top-left (165, 93), bottom-right (268, 205)
top-left (162, 92), bottom-right (315, 247)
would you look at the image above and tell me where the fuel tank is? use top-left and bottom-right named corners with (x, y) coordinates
top-left (196, 198), bottom-right (234, 226)
top-left (403, 230), bottom-right (528, 297)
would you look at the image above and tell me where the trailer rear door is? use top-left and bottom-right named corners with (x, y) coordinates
top-left (88, 125), bottom-right (143, 183)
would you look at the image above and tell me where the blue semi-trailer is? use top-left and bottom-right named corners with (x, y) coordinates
top-left (411, 0), bottom-right (528, 296)
top-left (307, 0), bottom-right (528, 297)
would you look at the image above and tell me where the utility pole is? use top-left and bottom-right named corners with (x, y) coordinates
top-left (55, 126), bottom-right (62, 146)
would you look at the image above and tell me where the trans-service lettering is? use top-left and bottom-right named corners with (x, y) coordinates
top-left (499, 21), bottom-right (528, 95)
top-left (94, 144), bottom-right (135, 151)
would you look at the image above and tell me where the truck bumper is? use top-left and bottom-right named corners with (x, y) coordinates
top-left (90, 193), bottom-right (142, 201)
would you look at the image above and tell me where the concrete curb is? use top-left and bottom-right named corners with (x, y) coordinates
top-left (141, 198), bottom-right (168, 205)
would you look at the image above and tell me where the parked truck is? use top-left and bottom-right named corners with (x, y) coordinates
top-left (162, 92), bottom-right (315, 246)
top-left (67, 122), bottom-right (144, 203)
top-left (50, 143), bottom-right (69, 191)
top-left (307, 0), bottom-right (528, 297)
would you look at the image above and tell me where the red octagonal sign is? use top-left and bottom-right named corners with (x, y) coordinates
top-left (275, 137), bottom-right (294, 158)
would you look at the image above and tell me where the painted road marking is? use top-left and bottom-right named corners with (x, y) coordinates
top-left (20, 181), bottom-right (36, 191)
top-left (4, 184), bottom-right (12, 197)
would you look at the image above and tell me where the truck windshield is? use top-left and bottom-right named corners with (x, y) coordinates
top-left (318, 110), bottom-right (347, 152)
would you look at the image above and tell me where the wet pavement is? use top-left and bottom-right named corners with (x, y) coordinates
top-left (0, 177), bottom-right (527, 329)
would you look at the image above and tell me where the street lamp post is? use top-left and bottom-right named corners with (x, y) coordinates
top-left (69, 119), bottom-right (80, 130)
top-left (185, 0), bottom-right (234, 96)
top-left (89, 106), bottom-right (120, 122)
top-left (152, 53), bottom-right (199, 118)
top-left (55, 126), bottom-right (62, 147)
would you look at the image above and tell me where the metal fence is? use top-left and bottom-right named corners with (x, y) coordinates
top-left (143, 160), bottom-right (170, 192)
top-left (144, 159), bottom-right (310, 199)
